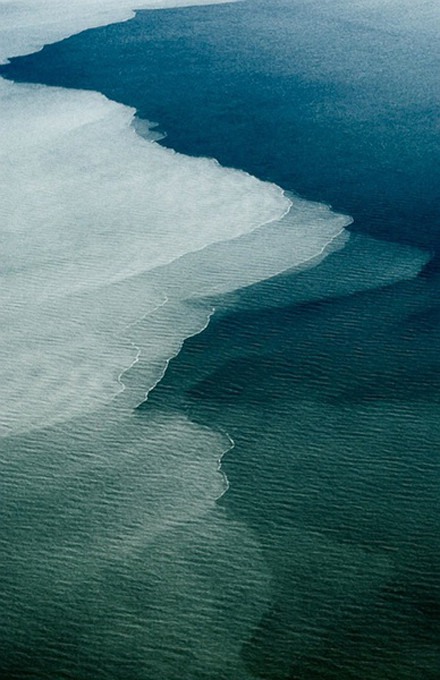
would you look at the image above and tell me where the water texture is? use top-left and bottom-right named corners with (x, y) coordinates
top-left (0, 0), bottom-right (439, 678)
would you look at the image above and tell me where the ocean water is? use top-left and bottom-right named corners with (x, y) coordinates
top-left (0, 1), bottom-right (439, 678)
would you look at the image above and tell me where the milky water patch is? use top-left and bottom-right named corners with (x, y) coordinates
top-left (0, 76), bottom-right (293, 435)
top-left (0, 80), bottom-right (289, 293)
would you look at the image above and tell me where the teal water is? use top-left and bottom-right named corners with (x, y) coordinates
top-left (1, 1), bottom-right (440, 678)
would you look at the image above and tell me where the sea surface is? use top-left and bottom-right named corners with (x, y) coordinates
top-left (0, 1), bottom-right (439, 678)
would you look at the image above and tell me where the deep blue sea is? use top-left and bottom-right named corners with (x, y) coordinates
top-left (1, 1), bottom-right (440, 678)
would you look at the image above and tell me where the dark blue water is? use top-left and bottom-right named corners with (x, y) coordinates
top-left (1, 1), bottom-right (440, 678)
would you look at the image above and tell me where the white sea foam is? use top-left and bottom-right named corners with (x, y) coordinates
top-left (0, 77), bottom-right (292, 435)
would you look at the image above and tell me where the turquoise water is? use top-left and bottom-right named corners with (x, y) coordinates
top-left (1, 1), bottom-right (440, 678)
